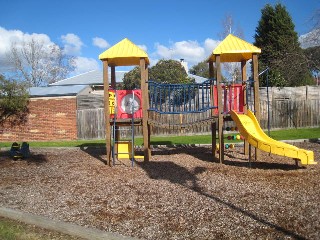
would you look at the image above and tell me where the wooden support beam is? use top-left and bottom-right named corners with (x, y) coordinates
top-left (111, 66), bottom-right (116, 89)
top-left (253, 54), bottom-right (260, 121)
top-left (241, 60), bottom-right (247, 109)
top-left (110, 65), bottom-right (119, 154)
top-left (211, 122), bottom-right (217, 158)
top-left (253, 54), bottom-right (260, 160)
top-left (103, 60), bottom-right (112, 166)
top-left (140, 58), bottom-right (151, 161)
top-left (209, 61), bottom-right (215, 116)
top-left (241, 60), bottom-right (249, 155)
top-left (208, 61), bottom-right (216, 158)
top-left (209, 61), bottom-right (214, 78)
top-left (216, 55), bottom-right (224, 164)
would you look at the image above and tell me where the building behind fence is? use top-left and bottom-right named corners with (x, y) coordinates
top-left (77, 86), bottom-right (320, 139)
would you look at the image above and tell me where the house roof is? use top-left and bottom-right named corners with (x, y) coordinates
top-left (99, 38), bottom-right (150, 66)
top-left (52, 69), bottom-right (207, 86)
top-left (188, 74), bottom-right (208, 83)
top-left (207, 34), bottom-right (261, 62)
top-left (51, 70), bottom-right (127, 86)
top-left (29, 85), bottom-right (88, 97)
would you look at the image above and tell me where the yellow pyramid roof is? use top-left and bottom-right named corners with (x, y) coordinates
top-left (207, 34), bottom-right (261, 62)
top-left (99, 38), bottom-right (149, 66)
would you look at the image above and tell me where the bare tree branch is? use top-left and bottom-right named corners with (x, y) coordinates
top-left (8, 38), bottom-right (75, 87)
top-left (219, 13), bottom-right (244, 82)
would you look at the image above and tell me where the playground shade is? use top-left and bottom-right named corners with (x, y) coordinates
top-left (99, 38), bottom-right (149, 66)
top-left (207, 34), bottom-right (261, 62)
top-left (230, 110), bottom-right (316, 165)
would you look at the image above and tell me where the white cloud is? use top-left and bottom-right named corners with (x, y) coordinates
top-left (153, 38), bottom-right (220, 67)
top-left (204, 38), bottom-right (220, 53)
top-left (92, 37), bottom-right (110, 49)
top-left (61, 33), bottom-right (83, 55)
top-left (138, 44), bottom-right (148, 52)
top-left (0, 27), bottom-right (97, 77)
top-left (72, 57), bottom-right (100, 75)
top-left (0, 26), bottom-right (55, 72)
top-left (154, 43), bottom-right (173, 59)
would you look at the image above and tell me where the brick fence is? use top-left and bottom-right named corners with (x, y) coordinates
top-left (0, 97), bottom-right (77, 142)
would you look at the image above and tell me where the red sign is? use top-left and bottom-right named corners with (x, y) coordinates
top-left (110, 90), bottom-right (143, 119)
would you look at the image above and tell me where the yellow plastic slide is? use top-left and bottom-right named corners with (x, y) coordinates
top-left (230, 110), bottom-right (316, 165)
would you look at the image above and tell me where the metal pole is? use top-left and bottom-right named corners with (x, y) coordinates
top-left (259, 67), bottom-right (270, 136)
top-left (131, 91), bottom-right (135, 167)
top-left (266, 69), bottom-right (270, 136)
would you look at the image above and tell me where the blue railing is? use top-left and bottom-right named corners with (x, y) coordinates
top-left (148, 79), bottom-right (216, 114)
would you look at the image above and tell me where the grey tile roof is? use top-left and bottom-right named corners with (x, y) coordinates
top-left (50, 70), bottom-right (208, 87)
top-left (188, 73), bottom-right (208, 83)
top-left (29, 85), bottom-right (88, 97)
top-left (50, 70), bottom-right (127, 86)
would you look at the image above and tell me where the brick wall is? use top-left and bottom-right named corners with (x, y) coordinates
top-left (0, 97), bottom-right (77, 142)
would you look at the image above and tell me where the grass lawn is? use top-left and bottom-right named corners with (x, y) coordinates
top-left (0, 127), bottom-right (319, 148)
top-left (0, 217), bottom-right (80, 240)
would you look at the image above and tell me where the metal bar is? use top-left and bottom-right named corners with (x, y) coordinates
top-left (131, 91), bottom-right (135, 167)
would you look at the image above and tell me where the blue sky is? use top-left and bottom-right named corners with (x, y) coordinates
top-left (0, 0), bottom-right (319, 75)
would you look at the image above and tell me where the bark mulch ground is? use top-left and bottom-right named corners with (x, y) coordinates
top-left (0, 141), bottom-right (319, 240)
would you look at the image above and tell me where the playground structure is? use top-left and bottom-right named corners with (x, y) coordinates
top-left (99, 35), bottom-right (316, 166)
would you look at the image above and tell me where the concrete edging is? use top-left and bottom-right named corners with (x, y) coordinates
top-left (0, 207), bottom-right (139, 240)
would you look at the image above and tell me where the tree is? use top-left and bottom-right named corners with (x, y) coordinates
top-left (304, 46), bottom-right (320, 72)
top-left (149, 59), bottom-right (194, 84)
top-left (0, 75), bottom-right (29, 126)
top-left (254, 3), bottom-right (313, 87)
top-left (123, 59), bottom-right (194, 90)
top-left (219, 13), bottom-right (244, 82)
top-left (311, 8), bottom-right (320, 29)
top-left (219, 13), bottom-right (244, 40)
top-left (304, 46), bottom-right (320, 84)
top-left (9, 38), bottom-right (75, 87)
top-left (122, 67), bottom-right (142, 90)
top-left (189, 60), bottom-right (210, 78)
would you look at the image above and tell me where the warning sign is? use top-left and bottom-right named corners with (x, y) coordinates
top-left (109, 91), bottom-right (115, 114)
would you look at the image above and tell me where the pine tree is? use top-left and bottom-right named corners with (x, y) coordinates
top-left (254, 3), bottom-right (313, 87)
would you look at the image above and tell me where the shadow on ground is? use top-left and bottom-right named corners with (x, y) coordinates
top-left (148, 145), bottom-right (301, 170)
top-left (0, 150), bottom-right (47, 165)
top-left (77, 142), bottom-right (303, 171)
top-left (137, 158), bottom-right (307, 240)
top-left (78, 144), bottom-right (108, 165)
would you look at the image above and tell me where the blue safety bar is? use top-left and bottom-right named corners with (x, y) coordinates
top-left (148, 79), bottom-right (217, 114)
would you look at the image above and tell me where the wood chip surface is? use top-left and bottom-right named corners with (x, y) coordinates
top-left (0, 142), bottom-right (319, 239)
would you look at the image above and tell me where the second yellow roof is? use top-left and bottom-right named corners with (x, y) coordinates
top-left (208, 34), bottom-right (261, 62)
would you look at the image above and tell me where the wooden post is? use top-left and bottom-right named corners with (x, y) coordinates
top-left (253, 54), bottom-right (260, 160)
top-left (111, 66), bottom-right (116, 89)
top-left (209, 61), bottom-right (215, 79)
top-left (211, 122), bottom-right (217, 158)
top-left (216, 55), bottom-right (224, 164)
top-left (248, 144), bottom-right (252, 168)
top-left (241, 60), bottom-right (249, 155)
top-left (110, 65), bottom-right (119, 158)
top-left (103, 60), bottom-right (112, 166)
top-left (140, 58), bottom-right (150, 161)
top-left (209, 61), bottom-right (217, 158)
